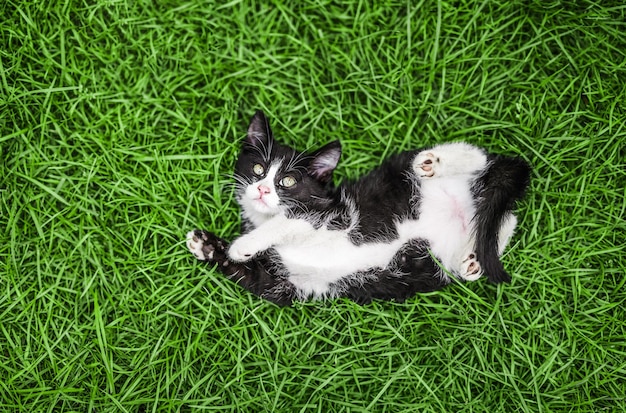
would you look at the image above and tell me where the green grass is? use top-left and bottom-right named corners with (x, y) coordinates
top-left (1, 0), bottom-right (625, 411)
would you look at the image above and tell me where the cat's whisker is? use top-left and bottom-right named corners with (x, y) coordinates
top-left (232, 175), bottom-right (250, 186)
top-left (282, 198), bottom-right (310, 215)
top-left (248, 143), bottom-right (268, 162)
top-left (284, 151), bottom-right (313, 172)
top-left (223, 181), bottom-right (242, 194)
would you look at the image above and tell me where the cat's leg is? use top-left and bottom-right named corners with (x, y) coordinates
top-left (456, 214), bottom-right (515, 282)
top-left (497, 213), bottom-right (518, 255)
top-left (340, 240), bottom-right (450, 304)
top-left (186, 229), bottom-right (298, 306)
top-left (413, 142), bottom-right (488, 178)
top-left (228, 216), bottom-right (314, 262)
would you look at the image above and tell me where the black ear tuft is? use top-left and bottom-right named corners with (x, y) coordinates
top-left (246, 110), bottom-right (273, 148)
top-left (308, 141), bottom-right (341, 183)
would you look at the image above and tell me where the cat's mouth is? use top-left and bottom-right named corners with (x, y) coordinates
top-left (253, 196), bottom-right (275, 212)
top-left (253, 198), bottom-right (283, 217)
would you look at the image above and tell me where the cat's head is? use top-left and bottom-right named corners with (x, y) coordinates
top-left (234, 110), bottom-right (341, 227)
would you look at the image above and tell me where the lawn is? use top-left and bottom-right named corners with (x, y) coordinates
top-left (1, 0), bottom-right (625, 411)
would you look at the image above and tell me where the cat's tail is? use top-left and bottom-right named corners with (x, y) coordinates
top-left (472, 156), bottom-right (531, 283)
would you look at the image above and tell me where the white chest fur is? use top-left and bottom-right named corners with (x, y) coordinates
top-left (277, 228), bottom-right (406, 297)
top-left (400, 176), bottom-right (477, 275)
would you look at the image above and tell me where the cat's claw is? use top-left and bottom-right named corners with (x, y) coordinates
top-left (414, 152), bottom-right (439, 178)
top-left (460, 253), bottom-right (482, 281)
top-left (186, 230), bottom-right (227, 262)
top-left (187, 230), bottom-right (212, 260)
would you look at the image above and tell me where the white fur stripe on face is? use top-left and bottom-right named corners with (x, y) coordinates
top-left (265, 161), bottom-right (282, 185)
top-left (242, 160), bottom-right (284, 227)
top-left (256, 160), bottom-right (282, 199)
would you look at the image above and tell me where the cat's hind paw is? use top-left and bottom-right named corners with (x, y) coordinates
top-left (413, 143), bottom-right (488, 179)
top-left (414, 152), bottom-right (439, 178)
top-left (186, 230), bottom-right (228, 263)
top-left (460, 253), bottom-right (483, 281)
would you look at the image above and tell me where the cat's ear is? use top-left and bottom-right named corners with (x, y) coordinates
top-left (309, 141), bottom-right (341, 183)
top-left (246, 110), bottom-right (273, 149)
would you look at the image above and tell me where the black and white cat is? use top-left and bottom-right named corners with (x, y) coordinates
top-left (187, 111), bottom-right (530, 305)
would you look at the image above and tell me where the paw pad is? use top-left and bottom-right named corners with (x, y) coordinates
top-left (461, 253), bottom-right (482, 281)
top-left (186, 230), bottom-right (226, 262)
top-left (414, 152), bottom-right (439, 178)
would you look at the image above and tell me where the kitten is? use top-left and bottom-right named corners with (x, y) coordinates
top-left (187, 111), bottom-right (530, 305)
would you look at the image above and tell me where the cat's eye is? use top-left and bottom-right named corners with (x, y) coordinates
top-left (252, 164), bottom-right (265, 176)
top-left (279, 176), bottom-right (297, 188)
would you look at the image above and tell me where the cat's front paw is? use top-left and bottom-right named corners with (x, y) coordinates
top-left (228, 235), bottom-right (265, 262)
top-left (186, 230), bottom-right (227, 262)
top-left (460, 253), bottom-right (482, 281)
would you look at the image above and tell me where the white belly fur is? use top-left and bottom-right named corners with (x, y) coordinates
top-left (402, 177), bottom-right (476, 275)
top-left (277, 229), bottom-right (406, 297)
top-left (278, 177), bottom-right (476, 297)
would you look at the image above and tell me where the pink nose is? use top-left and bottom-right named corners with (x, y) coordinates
top-left (258, 185), bottom-right (270, 195)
